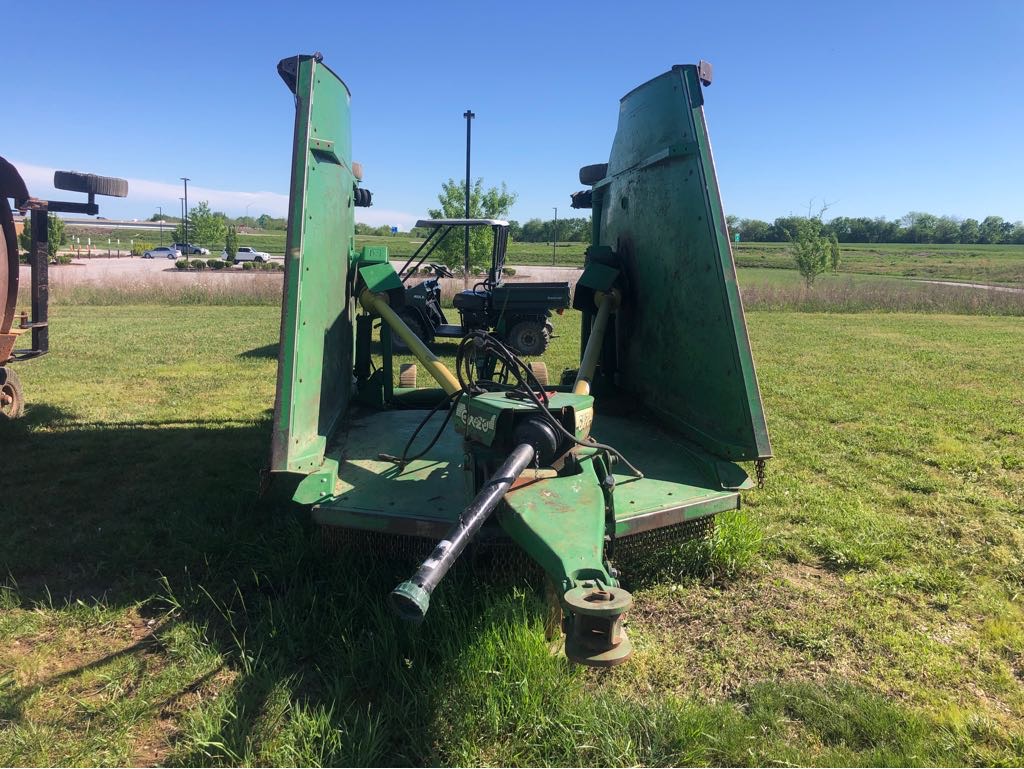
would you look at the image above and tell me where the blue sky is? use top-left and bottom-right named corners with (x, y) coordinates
top-left (4, 0), bottom-right (1022, 230)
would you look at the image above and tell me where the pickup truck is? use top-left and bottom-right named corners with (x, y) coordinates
top-left (224, 246), bottom-right (271, 262)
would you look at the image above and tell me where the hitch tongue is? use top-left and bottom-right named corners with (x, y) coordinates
top-left (391, 443), bottom-right (536, 622)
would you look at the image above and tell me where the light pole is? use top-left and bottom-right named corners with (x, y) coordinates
top-left (179, 198), bottom-right (184, 244)
top-left (463, 109), bottom-right (474, 278)
top-left (158, 206), bottom-right (163, 245)
top-left (180, 178), bottom-right (190, 251)
top-left (552, 207), bottom-right (558, 265)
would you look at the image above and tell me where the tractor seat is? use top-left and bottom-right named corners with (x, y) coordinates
top-left (453, 290), bottom-right (487, 312)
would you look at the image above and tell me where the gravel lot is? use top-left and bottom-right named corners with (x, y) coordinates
top-left (21, 258), bottom-right (583, 297)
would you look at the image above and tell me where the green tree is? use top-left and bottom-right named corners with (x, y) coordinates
top-left (959, 218), bottom-right (980, 244)
top-left (224, 225), bottom-right (238, 263)
top-left (828, 233), bottom-right (841, 273)
top-left (979, 216), bottom-right (1005, 244)
top-left (175, 201), bottom-right (227, 248)
top-left (18, 213), bottom-right (66, 260)
top-left (787, 217), bottom-right (831, 287)
top-left (427, 178), bottom-right (517, 270)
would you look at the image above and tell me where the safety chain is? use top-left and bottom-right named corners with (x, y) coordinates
top-left (755, 458), bottom-right (767, 489)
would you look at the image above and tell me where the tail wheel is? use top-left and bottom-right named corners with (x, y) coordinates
top-left (528, 361), bottom-right (549, 387)
top-left (398, 363), bottom-right (418, 388)
top-left (391, 310), bottom-right (427, 352)
top-left (53, 170), bottom-right (128, 197)
top-left (0, 367), bottom-right (24, 419)
top-left (508, 320), bottom-right (550, 356)
top-left (579, 163), bottom-right (609, 185)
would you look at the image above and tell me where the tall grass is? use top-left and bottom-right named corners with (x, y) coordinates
top-left (742, 277), bottom-right (1024, 315)
top-left (43, 270), bottom-right (1024, 316)
top-left (47, 278), bottom-right (283, 306)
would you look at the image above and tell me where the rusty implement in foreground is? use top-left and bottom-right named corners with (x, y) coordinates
top-left (269, 55), bottom-right (771, 666)
top-left (0, 157), bottom-right (127, 417)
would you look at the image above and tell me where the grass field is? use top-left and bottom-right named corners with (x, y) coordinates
top-left (2, 303), bottom-right (1023, 765)
top-left (735, 241), bottom-right (1024, 286)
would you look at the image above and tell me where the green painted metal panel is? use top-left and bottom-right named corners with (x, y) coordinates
top-left (593, 65), bottom-right (771, 462)
top-left (357, 261), bottom-right (403, 295)
top-left (271, 55), bottom-right (359, 474)
top-left (501, 457), bottom-right (613, 588)
top-left (313, 409), bottom-right (466, 532)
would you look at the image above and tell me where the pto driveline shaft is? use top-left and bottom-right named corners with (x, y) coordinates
top-left (390, 442), bottom-right (535, 622)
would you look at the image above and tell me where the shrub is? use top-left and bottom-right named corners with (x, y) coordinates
top-left (207, 258), bottom-right (226, 270)
top-left (242, 261), bottom-right (254, 271)
top-left (224, 225), bottom-right (238, 263)
top-left (502, 266), bottom-right (516, 276)
top-left (52, 254), bottom-right (73, 265)
top-left (130, 242), bottom-right (154, 256)
top-left (190, 259), bottom-right (207, 271)
top-left (19, 213), bottom-right (66, 259)
top-left (175, 259), bottom-right (189, 270)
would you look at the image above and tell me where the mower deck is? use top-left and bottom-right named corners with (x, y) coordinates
top-left (312, 408), bottom-right (740, 538)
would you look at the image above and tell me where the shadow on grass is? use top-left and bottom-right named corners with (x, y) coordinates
top-left (0, 402), bottom-right (548, 765)
top-left (239, 343), bottom-right (279, 359)
top-left (1, 403), bottom-right (1012, 766)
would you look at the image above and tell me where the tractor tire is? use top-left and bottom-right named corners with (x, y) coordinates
top-left (398, 363), bottom-right (418, 388)
top-left (528, 361), bottom-right (549, 387)
top-left (392, 310), bottom-right (426, 352)
top-left (53, 171), bottom-right (128, 198)
top-left (0, 366), bottom-right (24, 419)
top-left (579, 163), bottom-right (608, 186)
top-left (507, 320), bottom-right (550, 356)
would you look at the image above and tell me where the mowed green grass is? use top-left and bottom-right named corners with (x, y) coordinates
top-left (1, 306), bottom-right (1023, 765)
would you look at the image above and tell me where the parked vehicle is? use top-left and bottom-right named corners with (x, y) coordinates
top-left (143, 246), bottom-right (180, 259)
top-left (225, 246), bottom-right (270, 262)
top-left (171, 242), bottom-right (209, 255)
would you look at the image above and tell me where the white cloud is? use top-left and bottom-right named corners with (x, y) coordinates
top-left (9, 159), bottom-right (419, 231)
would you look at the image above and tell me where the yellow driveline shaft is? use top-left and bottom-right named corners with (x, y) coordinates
top-left (359, 289), bottom-right (461, 395)
top-left (573, 290), bottom-right (619, 396)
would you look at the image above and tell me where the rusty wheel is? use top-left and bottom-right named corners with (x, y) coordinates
top-left (0, 366), bottom-right (24, 419)
top-left (398, 363), bottom-right (418, 388)
top-left (528, 361), bottom-right (549, 387)
top-left (0, 194), bottom-right (18, 334)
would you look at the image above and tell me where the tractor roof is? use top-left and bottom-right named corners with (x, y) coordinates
top-left (415, 218), bottom-right (509, 228)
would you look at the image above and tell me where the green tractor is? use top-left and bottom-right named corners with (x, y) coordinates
top-left (391, 218), bottom-right (570, 356)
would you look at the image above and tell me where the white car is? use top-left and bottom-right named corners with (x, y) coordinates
top-left (143, 246), bottom-right (181, 259)
top-left (225, 246), bottom-right (270, 262)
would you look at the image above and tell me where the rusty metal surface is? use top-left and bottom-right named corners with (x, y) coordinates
top-left (1, 157), bottom-right (32, 334)
top-left (0, 156), bottom-right (30, 205)
top-left (0, 195), bottom-right (19, 334)
top-left (0, 333), bottom-right (16, 362)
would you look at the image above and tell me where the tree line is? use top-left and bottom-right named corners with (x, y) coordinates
top-left (149, 211), bottom-right (287, 231)
top-left (728, 212), bottom-right (1024, 245)
top-left (151, 202), bottom-right (1024, 247)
